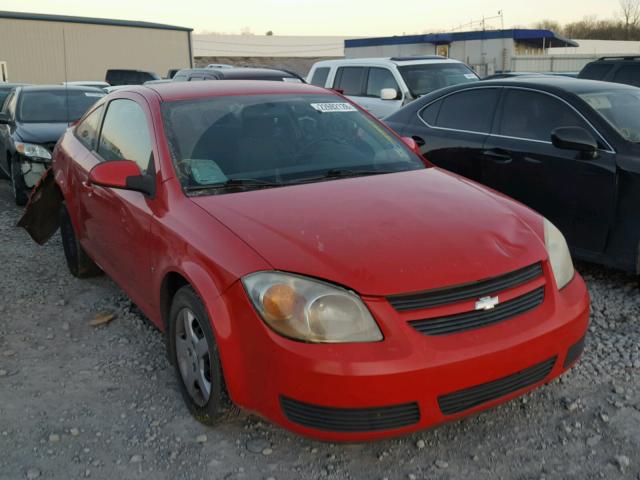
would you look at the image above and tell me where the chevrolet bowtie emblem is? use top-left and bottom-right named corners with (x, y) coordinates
top-left (475, 296), bottom-right (499, 311)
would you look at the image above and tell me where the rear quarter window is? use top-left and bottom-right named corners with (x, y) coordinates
top-left (431, 88), bottom-right (500, 133)
top-left (309, 67), bottom-right (330, 87)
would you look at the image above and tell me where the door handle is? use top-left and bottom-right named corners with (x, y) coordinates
top-left (482, 149), bottom-right (512, 163)
top-left (412, 135), bottom-right (426, 147)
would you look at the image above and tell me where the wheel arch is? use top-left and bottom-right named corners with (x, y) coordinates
top-left (159, 264), bottom-right (249, 405)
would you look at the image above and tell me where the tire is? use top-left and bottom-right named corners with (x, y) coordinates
top-left (59, 203), bottom-right (102, 278)
top-left (10, 158), bottom-right (28, 206)
top-left (169, 285), bottom-right (235, 425)
top-left (0, 156), bottom-right (8, 180)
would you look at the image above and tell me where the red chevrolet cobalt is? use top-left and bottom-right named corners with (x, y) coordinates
top-left (24, 81), bottom-right (589, 441)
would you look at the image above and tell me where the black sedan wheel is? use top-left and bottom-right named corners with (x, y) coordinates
top-left (10, 159), bottom-right (28, 206)
top-left (59, 203), bottom-right (102, 278)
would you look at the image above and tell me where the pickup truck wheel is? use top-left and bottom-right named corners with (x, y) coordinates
top-left (59, 204), bottom-right (102, 278)
top-left (169, 286), bottom-right (235, 425)
top-left (10, 159), bottom-right (29, 206)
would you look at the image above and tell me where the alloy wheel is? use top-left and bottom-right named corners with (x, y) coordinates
top-left (175, 308), bottom-right (212, 407)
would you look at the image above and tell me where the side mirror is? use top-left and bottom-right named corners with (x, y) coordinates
top-left (380, 88), bottom-right (398, 100)
top-left (402, 136), bottom-right (423, 156)
top-left (89, 160), bottom-right (154, 196)
top-left (551, 127), bottom-right (597, 159)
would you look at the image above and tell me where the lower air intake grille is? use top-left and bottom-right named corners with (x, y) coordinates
top-left (409, 287), bottom-right (544, 336)
top-left (438, 356), bottom-right (557, 415)
top-left (280, 396), bottom-right (420, 432)
top-left (564, 335), bottom-right (586, 368)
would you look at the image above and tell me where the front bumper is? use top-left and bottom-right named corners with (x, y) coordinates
top-left (214, 266), bottom-right (589, 441)
top-left (17, 154), bottom-right (51, 188)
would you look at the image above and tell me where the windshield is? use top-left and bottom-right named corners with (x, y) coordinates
top-left (18, 90), bottom-right (105, 123)
top-left (580, 89), bottom-right (640, 142)
top-left (161, 93), bottom-right (424, 194)
top-left (398, 63), bottom-right (479, 97)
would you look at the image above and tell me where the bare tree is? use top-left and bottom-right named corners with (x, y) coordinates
top-left (620, 0), bottom-right (640, 38)
top-left (534, 19), bottom-right (563, 35)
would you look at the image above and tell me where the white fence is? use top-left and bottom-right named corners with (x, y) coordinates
top-left (510, 54), bottom-right (603, 73)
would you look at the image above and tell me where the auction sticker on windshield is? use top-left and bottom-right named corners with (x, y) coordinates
top-left (311, 103), bottom-right (358, 113)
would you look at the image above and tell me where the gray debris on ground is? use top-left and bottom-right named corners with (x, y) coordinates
top-left (0, 182), bottom-right (639, 479)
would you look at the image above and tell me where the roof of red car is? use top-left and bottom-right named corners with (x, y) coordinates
top-left (142, 80), bottom-right (330, 102)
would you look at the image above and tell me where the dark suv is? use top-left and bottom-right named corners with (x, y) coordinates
top-left (172, 67), bottom-right (304, 83)
top-left (578, 56), bottom-right (640, 87)
top-left (105, 69), bottom-right (160, 86)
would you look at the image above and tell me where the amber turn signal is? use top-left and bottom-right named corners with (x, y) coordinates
top-left (262, 283), bottom-right (297, 320)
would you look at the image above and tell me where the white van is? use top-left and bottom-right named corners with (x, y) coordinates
top-left (307, 56), bottom-right (479, 118)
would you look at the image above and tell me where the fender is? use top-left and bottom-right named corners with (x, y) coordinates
top-left (156, 262), bottom-right (251, 406)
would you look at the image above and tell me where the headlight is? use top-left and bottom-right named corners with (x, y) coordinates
top-left (544, 219), bottom-right (574, 289)
top-left (242, 271), bottom-right (383, 343)
top-left (15, 142), bottom-right (52, 160)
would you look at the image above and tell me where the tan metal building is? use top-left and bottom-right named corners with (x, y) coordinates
top-left (0, 11), bottom-right (193, 84)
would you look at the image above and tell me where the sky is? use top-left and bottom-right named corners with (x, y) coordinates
top-left (1, 0), bottom-right (620, 36)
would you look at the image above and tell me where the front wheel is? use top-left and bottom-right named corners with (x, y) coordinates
top-left (59, 204), bottom-right (102, 278)
top-left (10, 159), bottom-right (28, 206)
top-left (169, 286), bottom-right (233, 425)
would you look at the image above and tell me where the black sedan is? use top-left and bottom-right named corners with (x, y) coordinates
top-left (0, 85), bottom-right (104, 205)
top-left (385, 77), bottom-right (640, 273)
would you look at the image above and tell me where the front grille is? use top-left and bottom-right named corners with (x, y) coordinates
top-left (564, 335), bottom-right (586, 368)
top-left (280, 396), bottom-right (420, 433)
top-left (409, 287), bottom-right (544, 336)
top-left (387, 262), bottom-right (543, 311)
top-left (438, 356), bottom-right (557, 415)
top-left (43, 142), bottom-right (57, 153)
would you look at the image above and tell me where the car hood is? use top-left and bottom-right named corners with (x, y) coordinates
top-left (191, 169), bottom-right (547, 296)
top-left (15, 122), bottom-right (69, 144)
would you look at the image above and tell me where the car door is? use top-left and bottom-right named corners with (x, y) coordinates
top-left (333, 66), bottom-right (371, 112)
top-left (362, 67), bottom-right (403, 118)
top-left (482, 87), bottom-right (616, 255)
top-left (403, 87), bottom-right (501, 183)
top-left (77, 95), bottom-right (158, 311)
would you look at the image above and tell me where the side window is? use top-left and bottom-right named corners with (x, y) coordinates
top-left (334, 67), bottom-right (365, 96)
top-left (612, 64), bottom-right (640, 87)
top-left (97, 99), bottom-right (153, 173)
top-left (498, 89), bottom-right (588, 142)
top-left (309, 67), bottom-right (330, 87)
top-left (579, 63), bottom-right (613, 80)
top-left (435, 89), bottom-right (500, 133)
top-left (366, 68), bottom-right (400, 98)
top-left (419, 99), bottom-right (442, 125)
top-left (75, 105), bottom-right (104, 150)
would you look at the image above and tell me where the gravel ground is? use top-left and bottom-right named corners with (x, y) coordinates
top-left (0, 180), bottom-right (639, 480)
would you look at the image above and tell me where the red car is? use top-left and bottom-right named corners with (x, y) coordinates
top-left (22, 81), bottom-right (589, 441)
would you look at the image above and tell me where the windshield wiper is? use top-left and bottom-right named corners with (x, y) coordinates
top-left (288, 168), bottom-right (398, 185)
top-left (184, 178), bottom-right (281, 194)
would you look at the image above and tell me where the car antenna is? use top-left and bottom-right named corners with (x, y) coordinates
top-left (62, 28), bottom-right (70, 124)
